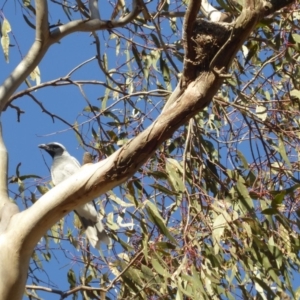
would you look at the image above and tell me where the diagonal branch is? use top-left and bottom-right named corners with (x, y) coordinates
top-left (12, 71), bottom-right (222, 254)
top-left (0, 0), bottom-right (50, 112)
top-left (50, 0), bottom-right (140, 43)
top-left (35, 0), bottom-right (49, 41)
top-left (89, 0), bottom-right (100, 19)
top-left (181, 0), bottom-right (202, 88)
top-left (0, 122), bottom-right (9, 208)
top-left (0, 120), bottom-right (19, 234)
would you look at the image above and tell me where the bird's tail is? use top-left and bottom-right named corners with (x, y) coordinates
top-left (75, 203), bottom-right (109, 249)
top-left (82, 217), bottom-right (110, 249)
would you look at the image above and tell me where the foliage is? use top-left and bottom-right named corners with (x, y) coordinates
top-left (1, 0), bottom-right (300, 299)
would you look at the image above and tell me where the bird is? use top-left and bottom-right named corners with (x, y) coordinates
top-left (38, 142), bottom-right (109, 249)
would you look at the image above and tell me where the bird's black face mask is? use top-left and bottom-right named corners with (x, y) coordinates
top-left (38, 143), bottom-right (65, 158)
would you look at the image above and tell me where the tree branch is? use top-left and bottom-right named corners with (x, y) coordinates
top-left (181, 0), bottom-right (202, 88)
top-left (26, 285), bottom-right (64, 296)
top-left (0, 119), bottom-right (19, 234)
top-left (0, 0), bottom-right (50, 112)
top-left (50, 0), bottom-right (140, 43)
top-left (89, 0), bottom-right (100, 20)
top-left (35, 0), bottom-right (49, 41)
top-left (0, 122), bottom-right (9, 209)
top-left (9, 71), bottom-right (216, 254)
top-left (26, 249), bottom-right (143, 298)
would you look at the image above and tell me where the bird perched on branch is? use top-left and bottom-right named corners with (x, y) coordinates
top-left (38, 142), bottom-right (109, 249)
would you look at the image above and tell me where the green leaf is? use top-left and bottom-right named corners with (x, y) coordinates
top-left (261, 208), bottom-right (278, 215)
top-left (140, 265), bottom-right (156, 281)
top-left (156, 242), bottom-right (176, 250)
top-left (67, 269), bottom-right (76, 288)
top-left (146, 200), bottom-right (177, 244)
top-left (292, 33), bottom-right (300, 43)
top-left (31, 251), bottom-right (42, 269)
top-left (141, 50), bottom-right (149, 80)
top-left (182, 270), bottom-right (204, 294)
top-left (237, 150), bottom-right (249, 169)
top-left (51, 223), bottom-right (61, 244)
top-left (177, 278), bottom-right (194, 298)
top-left (100, 87), bottom-right (110, 110)
top-left (255, 105), bottom-right (267, 121)
top-left (1, 18), bottom-right (11, 63)
top-left (278, 135), bottom-right (291, 168)
top-left (150, 183), bottom-right (179, 195)
top-left (165, 158), bottom-right (185, 193)
top-left (102, 53), bottom-right (108, 70)
top-left (236, 179), bottom-right (254, 211)
top-left (103, 110), bottom-right (121, 123)
top-left (23, 14), bottom-right (36, 29)
top-left (151, 258), bottom-right (170, 277)
top-left (253, 276), bottom-right (276, 298)
top-left (160, 56), bottom-right (170, 84)
top-left (290, 89), bottom-right (300, 99)
top-left (42, 251), bottom-right (51, 262)
top-left (206, 159), bottom-right (219, 178)
top-left (83, 105), bottom-right (99, 112)
top-left (150, 33), bottom-right (161, 48)
top-left (29, 66), bottom-right (41, 85)
top-left (149, 50), bottom-right (160, 71)
top-left (131, 44), bottom-right (143, 70)
top-left (37, 185), bottom-right (49, 195)
top-left (212, 211), bottom-right (232, 254)
top-left (271, 191), bottom-right (285, 207)
top-left (147, 170), bottom-right (169, 180)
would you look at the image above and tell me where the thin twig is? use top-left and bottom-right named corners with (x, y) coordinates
top-left (182, 118), bottom-right (193, 245)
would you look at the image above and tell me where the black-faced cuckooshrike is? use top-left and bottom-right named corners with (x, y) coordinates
top-left (39, 142), bottom-right (109, 249)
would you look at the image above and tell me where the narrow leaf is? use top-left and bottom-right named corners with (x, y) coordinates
top-left (146, 201), bottom-right (177, 244)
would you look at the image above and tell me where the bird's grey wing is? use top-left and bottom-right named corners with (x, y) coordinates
top-left (70, 155), bottom-right (81, 168)
top-left (75, 203), bottom-right (109, 248)
top-left (51, 153), bottom-right (109, 247)
top-left (51, 155), bottom-right (80, 185)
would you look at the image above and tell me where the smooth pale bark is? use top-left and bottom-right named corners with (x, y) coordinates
top-left (0, 0), bottom-right (295, 299)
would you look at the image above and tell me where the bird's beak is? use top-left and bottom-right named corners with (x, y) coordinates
top-left (38, 144), bottom-right (48, 150)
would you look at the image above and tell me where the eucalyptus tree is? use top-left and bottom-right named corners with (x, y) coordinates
top-left (0, 0), bottom-right (298, 299)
